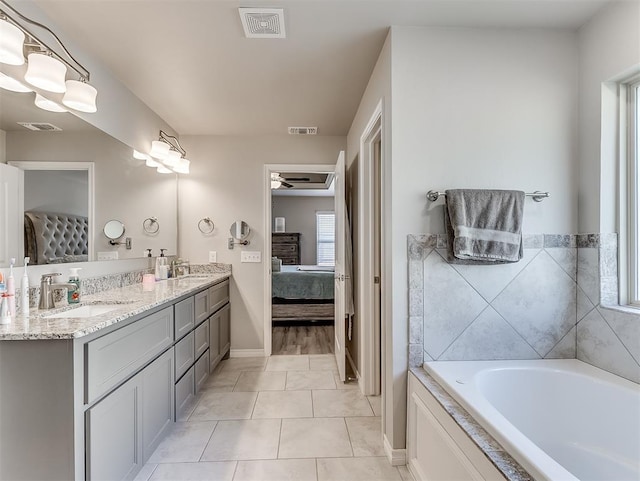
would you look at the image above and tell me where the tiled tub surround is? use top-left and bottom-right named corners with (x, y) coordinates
top-left (576, 235), bottom-right (640, 383)
top-left (0, 272), bottom-right (230, 339)
top-left (409, 233), bottom-right (640, 383)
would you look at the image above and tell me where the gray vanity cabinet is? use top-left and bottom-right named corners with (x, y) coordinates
top-left (219, 304), bottom-right (230, 357)
top-left (209, 312), bottom-right (220, 370)
top-left (86, 348), bottom-right (174, 481)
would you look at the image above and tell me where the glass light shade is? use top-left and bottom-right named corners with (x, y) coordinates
top-left (173, 158), bottom-right (190, 174)
top-left (133, 149), bottom-right (147, 160)
top-left (150, 140), bottom-right (170, 159)
top-left (62, 80), bottom-right (97, 112)
top-left (0, 19), bottom-right (25, 65)
top-left (145, 157), bottom-right (160, 168)
top-left (163, 150), bottom-right (181, 166)
top-left (25, 53), bottom-right (67, 93)
top-left (271, 180), bottom-right (281, 189)
top-left (34, 93), bottom-right (67, 112)
top-left (157, 164), bottom-right (173, 174)
top-left (0, 72), bottom-right (31, 92)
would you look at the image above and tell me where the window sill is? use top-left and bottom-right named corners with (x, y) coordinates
top-left (599, 303), bottom-right (640, 316)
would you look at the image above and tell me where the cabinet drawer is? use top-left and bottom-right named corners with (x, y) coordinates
top-left (174, 296), bottom-right (195, 341)
top-left (208, 280), bottom-right (229, 315)
top-left (273, 244), bottom-right (298, 254)
top-left (273, 234), bottom-right (299, 243)
top-left (280, 257), bottom-right (299, 265)
top-left (86, 307), bottom-right (173, 404)
top-left (195, 350), bottom-right (210, 394)
top-left (194, 289), bottom-right (209, 324)
top-left (175, 366), bottom-right (195, 422)
top-left (194, 320), bottom-right (209, 359)
top-left (175, 331), bottom-right (195, 380)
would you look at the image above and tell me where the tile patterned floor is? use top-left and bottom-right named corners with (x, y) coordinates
top-left (135, 355), bottom-right (413, 481)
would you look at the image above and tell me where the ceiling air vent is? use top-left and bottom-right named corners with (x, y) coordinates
top-left (17, 122), bottom-right (62, 131)
top-left (288, 126), bottom-right (317, 135)
top-left (239, 8), bottom-right (286, 38)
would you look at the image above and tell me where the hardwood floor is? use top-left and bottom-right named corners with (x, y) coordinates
top-left (272, 325), bottom-right (335, 355)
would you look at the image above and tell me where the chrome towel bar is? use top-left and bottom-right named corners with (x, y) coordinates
top-left (426, 190), bottom-right (550, 203)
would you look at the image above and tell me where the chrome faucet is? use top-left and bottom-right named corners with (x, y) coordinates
top-left (170, 259), bottom-right (190, 278)
top-left (39, 273), bottom-right (78, 310)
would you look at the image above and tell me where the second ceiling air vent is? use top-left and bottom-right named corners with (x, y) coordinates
top-left (17, 122), bottom-right (62, 131)
top-left (239, 8), bottom-right (286, 38)
top-left (288, 126), bottom-right (318, 135)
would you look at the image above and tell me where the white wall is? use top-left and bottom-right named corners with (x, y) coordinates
top-left (578, 1), bottom-right (640, 233)
top-left (7, 130), bottom-right (177, 260)
top-left (178, 135), bottom-right (345, 351)
top-left (0, 130), bottom-right (5, 163)
top-left (272, 196), bottom-right (334, 264)
top-left (24, 170), bottom-right (88, 216)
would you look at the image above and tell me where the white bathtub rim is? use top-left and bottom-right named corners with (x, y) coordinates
top-left (423, 359), bottom-right (639, 481)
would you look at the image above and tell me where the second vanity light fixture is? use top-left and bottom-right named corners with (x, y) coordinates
top-left (133, 130), bottom-right (191, 175)
top-left (0, 0), bottom-right (98, 113)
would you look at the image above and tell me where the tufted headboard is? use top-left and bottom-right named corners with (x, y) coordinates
top-left (24, 211), bottom-right (89, 265)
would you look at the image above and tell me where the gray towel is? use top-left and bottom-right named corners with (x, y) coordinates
top-left (445, 189), bottom-right (524, 264)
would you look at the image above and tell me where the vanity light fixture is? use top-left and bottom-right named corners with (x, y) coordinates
top-left (0, 72), bottom-right (31, 92)
top-left (134, 130), bottom-right (191, 175)
top-left (34, 93), bottom-right (67, 112)
top-left (0, 1), bottom-right (98, 112)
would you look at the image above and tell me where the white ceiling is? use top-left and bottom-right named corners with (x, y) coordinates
top-left (30, 0), bottom-right (610, 137)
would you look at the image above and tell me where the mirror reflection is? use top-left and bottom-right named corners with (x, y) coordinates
top-left (230, 220), bottom-right (250, 240)
top-left (0, 88), bottom-right (178, 267)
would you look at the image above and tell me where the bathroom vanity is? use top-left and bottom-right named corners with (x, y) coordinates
top-left (0, 274), bottom-right (230, 481)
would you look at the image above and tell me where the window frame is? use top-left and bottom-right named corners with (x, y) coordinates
top-left (624, 78), bottom-right (640, 307)
top-left (316, 210), bottom-right (335, 266)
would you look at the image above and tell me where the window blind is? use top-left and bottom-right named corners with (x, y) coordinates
top-left (316, 211), bottom-right (335, 266)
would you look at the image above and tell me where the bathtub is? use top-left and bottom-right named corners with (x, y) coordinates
top-left (424, 359), bottom-right (640, 481)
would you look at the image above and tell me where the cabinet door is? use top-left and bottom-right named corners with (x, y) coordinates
top-left (142, 349), bottom-right (174, 462)
top-left (218, 304), bottom-right (230, 359)
top-left (175, 366), bottom-right (195, 422)
top-left (174, 296), bottom-right (195, 341)
top-left (209, 314), bottom-right (220, 372)
top-left (86, 375), bottom-right (142, 481)
top-left (194, 290), bottom-right (209, 325)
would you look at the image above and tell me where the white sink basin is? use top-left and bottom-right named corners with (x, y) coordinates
top-left (45, 305), bottom-right (121, 319)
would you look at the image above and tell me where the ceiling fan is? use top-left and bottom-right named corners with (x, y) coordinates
top-left (270, 172), bottom-right (311, 189)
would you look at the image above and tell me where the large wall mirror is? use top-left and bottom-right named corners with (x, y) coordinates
top-left (0, 88), bottom-right (178, 267)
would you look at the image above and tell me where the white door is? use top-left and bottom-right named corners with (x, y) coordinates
top-left (334, 151), bottom-right (347, 382)
top-left (0, 163), bottom-right (23, 266)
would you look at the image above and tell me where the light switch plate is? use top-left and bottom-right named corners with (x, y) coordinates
top-left (241, 251), bottom-right (261, 263)
top-left (209, 251), bottom-right (217, 263)
top-left (97, 251), bottom-right (118, 261)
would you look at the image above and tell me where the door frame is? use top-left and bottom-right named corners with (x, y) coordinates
top-left (358, 100), bottom-right (383, 395)
top-left (262, 163), bottom-right (337, 356)
top-left (9, 161), bottom-right (95, 262)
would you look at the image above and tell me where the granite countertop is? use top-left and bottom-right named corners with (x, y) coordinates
top-left (409, 367), bottom-right (533, 481)
top-left (0, 274), bottom-right (230, 341)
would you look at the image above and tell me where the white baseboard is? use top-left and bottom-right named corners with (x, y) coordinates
top-left (230, 349), bottom-right (266, 358)
top-left (383, 434), bottom-right (407, 466)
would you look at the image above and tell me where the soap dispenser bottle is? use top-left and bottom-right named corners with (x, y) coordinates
top-left (155, 249), bottom-right (168, 281)
top-left (68, 268), bottom-right (82, 304)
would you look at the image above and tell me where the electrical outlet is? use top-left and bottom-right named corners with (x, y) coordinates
top-left (97, 251), bottom-right (118, 261)
top-left (209, 251), bottom-right (217, 263)
top-left (241, 251), bottom-right (261, 263)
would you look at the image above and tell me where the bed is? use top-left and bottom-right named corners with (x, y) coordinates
top-left (24, 211), bottom-right (89, 265)
top-left (272, 265), bottom-right (335, 322)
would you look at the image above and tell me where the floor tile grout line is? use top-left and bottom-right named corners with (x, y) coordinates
top-left (198, 420), bottom-right (220, 462)
top-left (276, 417), bottom-right (284, 459)
top-left (342, 417), bottom-right (355, 458)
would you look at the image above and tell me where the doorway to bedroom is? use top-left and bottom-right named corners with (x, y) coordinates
top-left (269, 171), bottom-right (336, 355)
